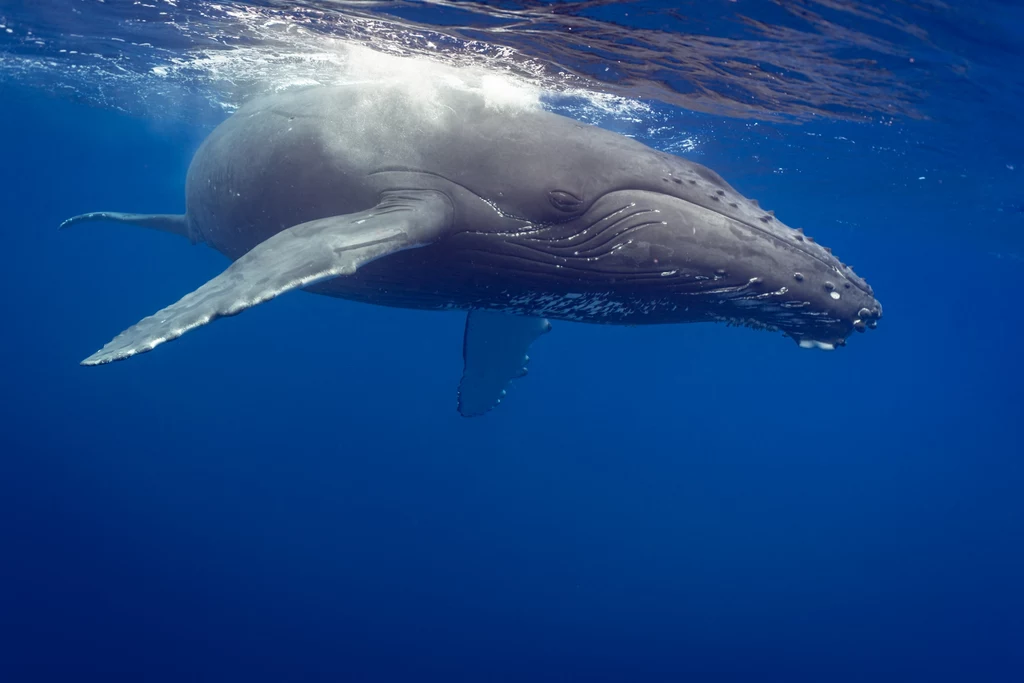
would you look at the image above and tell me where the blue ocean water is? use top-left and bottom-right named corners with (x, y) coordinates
top-left (1, 2), bottom-right (1022, 681)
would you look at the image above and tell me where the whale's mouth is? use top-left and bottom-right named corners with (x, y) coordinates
top-left (783, 301), bottom-right (883, 350)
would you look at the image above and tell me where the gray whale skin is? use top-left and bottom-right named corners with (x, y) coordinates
top-left (61, 84), bottom-right (883, 416)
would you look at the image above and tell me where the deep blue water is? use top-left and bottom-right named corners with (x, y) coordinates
top-left (1, 2), bottom-right (1023, 682)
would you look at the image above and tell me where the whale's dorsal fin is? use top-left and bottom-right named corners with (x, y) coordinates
top-left (79, 190), bottom-right (452, 366)
top-left (458, 311), bottom-right (552, 417)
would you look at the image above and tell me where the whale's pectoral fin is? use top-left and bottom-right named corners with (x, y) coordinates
top-left (458, 311), bottom-right (552, 417)
top-left (81, 190), bottom-right (453, 366)
top-left (60, 212), bottom-right (195, 242)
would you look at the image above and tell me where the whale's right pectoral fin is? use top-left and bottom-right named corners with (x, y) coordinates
top-left (458, 311), bottom-right (552, 417)
top-left (81, 190), bottom-right (452, 366)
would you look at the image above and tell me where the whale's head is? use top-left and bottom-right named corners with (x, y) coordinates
top-left (395, 99), bottom-right (882, 348)
top-left (562, 158), bottom-right (883, 348)
top-left (486, 141), bottom-right (882, 349)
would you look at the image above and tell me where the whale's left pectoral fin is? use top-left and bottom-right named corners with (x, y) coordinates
top-left (458, 311), bottom-right (552, 417)
top-left (81, 190), bottom-right (452, 366)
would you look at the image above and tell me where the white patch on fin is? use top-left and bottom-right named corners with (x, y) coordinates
top-left (798, 339), bottom-right (836, 351)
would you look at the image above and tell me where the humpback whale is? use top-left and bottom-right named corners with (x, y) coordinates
top-left (62, 83), bottom-right (882, 416)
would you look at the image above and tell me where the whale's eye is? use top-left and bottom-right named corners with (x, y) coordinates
top-left (548, 190), bottom-right (583, 213)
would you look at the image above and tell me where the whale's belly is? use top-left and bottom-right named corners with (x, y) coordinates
top-left (301, 240), bottom-right (706, 326)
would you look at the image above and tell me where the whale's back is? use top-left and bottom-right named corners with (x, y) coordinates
top-left (184, 84), bottom-right (658, 259)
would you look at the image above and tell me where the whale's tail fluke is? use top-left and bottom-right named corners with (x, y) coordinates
top-left (59, 212), bottom-right (199, 243)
